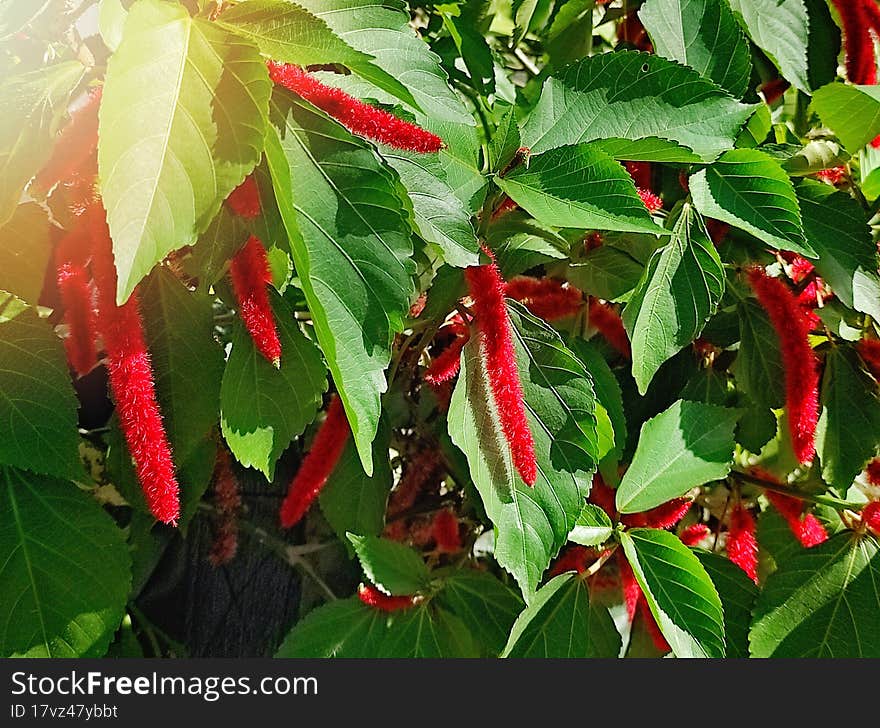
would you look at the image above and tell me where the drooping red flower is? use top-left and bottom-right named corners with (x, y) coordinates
top-left (862, 501), bottom-right (880, 531)
top-left (624, 161), bottom-right (652, 190)
top-left (505, 276), bottom-right (583, 321)
top-left (490, 195), bottom-right (519, 220)
top-left (866, 457), bottom-right (880, 485)
top-left (548, 545), bottom-right (591, 577)
top-left (747, 267), bottom-right (820, 464)
top-left (55, 225), bottom-right (97, 377)
top-left (584, 232), bottom-right (604, 251)
top-left (357, 584), bottom-right (416, 612)
top-left (33, 86), bottom-right (102, 193)
top-left (226, 174), bottom-right (261, 219)
top-left (832, 0), bottom-right (877, 85)
top-left (267, 62), bottom-right (443, 153)
top-left (616, 551), bottom-right (641, 621)
top-left (766, 491), bottom-right (828, 547)
top-left (424, 322), bottom-right (470, 386)
top-left (589, 474), bottom-right (618, 519)
top-left (780, 252), bottom-right (815, 285)
top-left (465, 254), bottom-right (538, 486)
top-left (858, 339), bottom-right (880, 380)
top-left (679, 523), bottom-right (711, 547)
top-left (637, 187), bottom-right (663, 213)
top-left (636, 594), bottom-right (671, 653)
top-left (208, 448), bottom-right (242, 567)
top-left (759, 77), bottom-right (791, 105)
top-left (705, 219), bottom-right (730, 245)
top-left (431, 508), bottom-right (461, 554)
top-left (727, 503), bottom-right (758, 583)
top-left (388, 450), bottom-right (443, 519)
top-left (90, 211), bottom-right (180, 525)
top-left (622, 498), bottom-right (692, 530)
top-left (816, 166), bottom-right (847, 186)
top-left (229, 236), bottom-right (282, 367)
top-left (588, 299), bottom-right (631, 359)
top-left (280, 395), bottom-right (351, 528)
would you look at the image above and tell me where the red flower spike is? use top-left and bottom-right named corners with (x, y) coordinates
top-left (431, 508), bottom-right (461, 554)
top-left (766, 491), bottom-right (828, 547)
top-left (862, 501), bottom-right (880, 531)
top-left (637, 187), bottom-right (663, 213)
top-left (588, 299), bottom-right (631, 359)
top-left (425, 323), bottom-right (470, 386)
top-left (705, 219), bottom-right (730, 245)
top-left (548, 545), bottom-right (591, 577)
top-left (832, 0), bottom-right (877, 84)
top-left (747, 267), bottom-right (820, 464)
top-left (280, 395), bottom-right (350, 528)
top-left (781, 253), bottom-right (815, 285)
top-left (584, 232), bottom-right (604, 251)
top-left (267, 62), bottom-right (443, 153)
top-left (388, 450), bottom-right (443, 518)
top-left (55, 225), bottom-right (98, 377)
top-left (858, 339), bottom-right (880, 380)
top-left (866, 458), bottom-right (880, 485)
top-left (759, 77), bottom-right (791, 105)
top-left (90, 215), bottom-right (180, 525)
top-left (229, 236), bottom-right (282, 367)
top-left (623, 498), bottom-right (692, 530)
top-left (616, 551), bottom-right (641, 621)
top-left (491, 196), bottom-right (519, 220)
top-left (226, 175), bottom-right (261, 219)
top-left (464, 256), bottom-right (538, 486)
top-left (637, 595), bottom-right (671, 653)
top-left (679, 523), bottom-right (711, 547)
top-left (33, 87), bottom-right (102, 193)
top-left (505, 276), bottom-right (584, 321)
top-left (357, 584), bottom-right (416, 612)
top-left (589, 474), bottom-right (617, 519)
top-left (816, 166), bottom-right (846, 186)
top-left (727, 503), bottom-right (759, 583)
top-left (209, 448), bottom-right (242, 567)
top-left (624, 161), bottom-right (652, 190)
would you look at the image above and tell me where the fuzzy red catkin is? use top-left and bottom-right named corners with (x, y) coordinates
top-left (431, 508), bottom-right (461, 554)
top-left (766, 491), bottom-right (828, 547)
top-left (267, 62), bottom-right (443, 153)
top-left (622, 498), bottom-right (692, 530)
top-left (505, 276), bottom-right (583, 321)
top-left (490, 196), bottom-right (519, 220)
top-left (867, 457), bottom-right (880, 485)
top-left (209, 448), bottom-right (242, 567)
top-left (858, 339), bottom-right (880, 380)
top-left (624, 161), bottom-right (652, 190)
top-left (616, 551), bottom-right (641, 621)
top-left (357, 584), bottom-right (416, 612)
top-left (90, 215), bottom-right (180, 525)
top-left (226, 174), bottom-right (261, 219)
top-left (280, 395), bottom-right (350, 528)
top-left (747, 267), bottom-right (820, 464)
top-left (424, 322), bottom-right (470, 386)
top-left (832, 0), bottom-right (877, 84)
top-left (548, 545), bottom-right (591, 577)
top-left (589, 474), bottom-right (617, 519)
top-left (465, 256), bottom-right (538, 486)
top-left (33, 86), bottom-right (103, 193)
top-left (679, 523), bottom-right (710, 547)
top-left (637, 188), bottom-right (663, 213)
top-left (727, 503), bottom-right (759, 583)
top-left (55, 225), bottom-right (97, 377)
top-left (816, 166), bottom-right (847, 186)
top-left (387, 449), bottom-right (443, 518)
top-left (862, 501), bottom-right (880, 531)
top-left (229, 236), bottom-right (282, 367)
top-left (588, 299), bottom-right (631, 359)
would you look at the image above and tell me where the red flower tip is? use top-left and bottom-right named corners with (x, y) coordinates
top-left (766, 491), bottom-right (828, 548)
top-left (55, 227), bottom-right (97, 377)
top-left (226, 174), bottom-right (261, 219)
top-left (584, 232), bottom-right (604, 251)
top-left (832, 0), bottom-right (878, 85)
top-left (209, 449), bottom-right (242, 567)
top-left (727, 503), bottom-right (759, 583)
top-left (90, 214), bottom-right (180, 525)
top-left (816, 166), bottom-right (846, 186)
top-left (491, 196), bottom-right (519, 220)
top-left (34, 86), bottom-right (102, 193)
top-left (679, 523), bottom-right (711, 547)
top-left (588, 299), bottom-right (631, 359)
top-left (267, 61), bottom-right (443, 153)
top-left (624, 161), bottom-right (652, 190)
top-left (747, 267), bottom-right (820, 464)
top-left (637, 187), bottom-right (663, 213)
top-left (759, 77), bottom-right (791, 105)
top-left (280, 395), bottom-right (351, 528)
top-left (866, 458), bottom-right (880, 486)
top-left (705, 218), bottom-right (730, 245)
top-left (431, 508), bottom-right (461, 554)
top-left (465, 259), bottom-right (538, 486)
top-left (858, 339), bottom-right (880, 381)
top-left (424, 323), bottom-right (470, 386)
top-left (229, 236), bottom-right (282, 367)
top-left (616, 551), bottom-right (641, 621)
top-left (505, 276), bottom-right (583, 321)
top-left (623, 498), bottom-right (692, 530)
top-left (357, 584), bottom-right (416, 612)
top-left (548, 545), bottom-right (591, 577)
top-left (862, 501), bottom-right (880, 531)
top-left (589, 474), bottom-right (618, 519)
top-left (781, 253), bottom-right (815, 285)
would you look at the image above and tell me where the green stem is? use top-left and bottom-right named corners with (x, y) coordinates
top-left (729, 470), bottom-right (864, 511)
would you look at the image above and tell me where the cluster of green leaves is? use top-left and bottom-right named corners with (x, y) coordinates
top-left (1, 0), bottom-right (880, 659)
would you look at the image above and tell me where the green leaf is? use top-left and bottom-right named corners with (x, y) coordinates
top-left (796, 178), bottom-right (880, 321)
top-left (0, 304), bottom-right (81, 480)
top-left (501, 573), bottom-right (621, 657)
top-left (690, 149), bottom-right (813, 256)
top-left (383, 148), bottom-right (479, 268)
top-left (486, 213), bottom-right (568, 278)
top-left (568, 245), bottom-right (645, 302)
top-left (750, 533), bottom-right (880, 657)
top-left (496, 143), bottom-right (664, 234)
top-left (141, 268), bottom-right (223, 464)
top-left (0, 0), bottom-right (65, 39)
top-left (592, 137), bottom-right (702, 163)
top-left (639, 0), bottom-right (752, 98)
top-left (732, 298), bottom-right (786, 411)
top-left (347, 534), bottom-right (431, 595)
top-left (99, 0), bottom-right (271, 302)
top-left (215, 0), bottom-right (415, 108)
top-left (434, 568), bottom-right (525, 657)
top-left (447, 304), bottom-right (600, 597)
top-left (0, 202), bottom-right (52, 304)
top-left (616, 399), bottom-right (738, 513)
top-left (376, 604), bottom-right (480, 657)
top-left (265, 91), bottom-right (414, 475)
top-left (620, 528), bottom-right (725, 657)
top-left (220, 293), bottom-right (327, 479)
top-left (438, 2), bottom-right (495, 95)
top-left (521, 50), bottom-right (755, 161)
top-left (568, 503), bottom-right (614, 546)
top-left (816, 348), bottom-right (880, 493)
top-left (0, 60), bottom-right (84, 225)
top-left (726, 0), bottom-right (811, 93)
top-left (275, 596), bottom-right (389, 657)
top-left (0, 468), bottom-right (131, 657)
top-left (319, 417), bottom-right (392, 545)
top-left (694, 549), bottom-right (758, 658)
top-left (623, 207), bottom-right (725, 393)
top-left (488, 104), bottom-right (522, 173)
top-left (98, 0), bottom-right (127, 52)
top-left (780, 140), bottom-right (849, 176)
top-left (186, 204), bottom-right (249, 292)
top-left (811, 83), bottom-right (880, 153)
